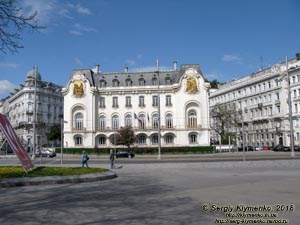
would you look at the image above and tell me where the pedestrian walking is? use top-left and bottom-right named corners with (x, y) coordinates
top-left (82, 151), bottom-right (89, 168)
top-left (110, 149), bottom-right (115, 169)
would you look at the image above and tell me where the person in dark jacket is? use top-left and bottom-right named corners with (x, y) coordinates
top-left (82, 151), bottom-right (89, 168)
top-left (109, 149), bottom-right (115, 169)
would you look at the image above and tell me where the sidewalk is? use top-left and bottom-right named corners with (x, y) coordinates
top-left (58, 151), bottom-right (300, 161)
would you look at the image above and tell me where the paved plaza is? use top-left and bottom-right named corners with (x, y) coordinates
top-left (0, 159), bottom-right (300, 225)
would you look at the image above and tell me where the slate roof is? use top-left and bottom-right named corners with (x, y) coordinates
top-left (71, 64), bottom-right (201, 88)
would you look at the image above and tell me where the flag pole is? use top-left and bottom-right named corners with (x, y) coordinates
top-left (157, 59), bottom-right (162, 160)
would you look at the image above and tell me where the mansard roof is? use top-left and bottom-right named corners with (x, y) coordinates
top-left (71, 64), bottom-right (202, 88)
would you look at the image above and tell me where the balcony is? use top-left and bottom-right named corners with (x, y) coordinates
top-left (72, 127), bottom-right (86, 132)
top-left (26, 109), bottom-right (33, 114)
top-left (275, 100), bottom-right (280, 105)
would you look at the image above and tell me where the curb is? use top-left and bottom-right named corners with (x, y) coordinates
top-left (0, 171), bottom-right (117, 188)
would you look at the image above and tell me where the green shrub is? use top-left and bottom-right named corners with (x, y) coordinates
top-left (56, 146), bottom-right (213, 155)
top-left (0, 166), bottom-right (108, 179)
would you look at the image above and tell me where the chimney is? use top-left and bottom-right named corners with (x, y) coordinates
top-left (173, 60), bottom-right (177, 70)
top-left (124, 65), bottom-right (128, 72)
top-left (95, 64), bottom-right (100, 73)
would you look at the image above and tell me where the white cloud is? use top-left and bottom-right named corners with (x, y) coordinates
top-left (67, 3), bottom-right (92, 15)
top-left (0, 63), bottom-right (19, 68)
top-left (0, 80), bottom-right (17, 97)
top-left (222, 54), bottom-right (241, 63)
top-left (76, 4), bottom-right (92, 15)
top-left (69, 30), bottom-right (83, 36)
top-left (69, 23), bottom-right (97, 36)
top-left (20, 0), bottom-right (58, 25)
top-left (19, 0), bottom-right (93, 27)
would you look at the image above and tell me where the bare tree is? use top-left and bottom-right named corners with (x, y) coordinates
top-left (0, 0), bottom-right (44, 53)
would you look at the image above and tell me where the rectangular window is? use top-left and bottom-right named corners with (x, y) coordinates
top-left (166, 95), bottom-right (172, 106)
top-left (99, 97), bottom-right (105, 108)
top-left (139, 96), bottom-right (145, 107)
top-left (125, 96), bottom-right (132, 107)
top-left (152, 96), bottom-right (158, 106)
top-left (112, 97), bottom-right (118, 108)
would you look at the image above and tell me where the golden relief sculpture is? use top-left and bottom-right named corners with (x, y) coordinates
top-left (186, 76), bottom-right (198, 92)
top-left (73, 81), bottom-right (84, 96)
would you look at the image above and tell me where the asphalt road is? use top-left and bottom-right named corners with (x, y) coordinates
top-left (1, 158), bottom-right (300, 225)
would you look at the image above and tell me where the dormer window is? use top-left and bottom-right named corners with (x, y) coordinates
top-left (99, 80), bottom-right (106, 88)
top-left (139, 78), bottom-right (145, 86)
top-left (152, 77), bottom-right (158, 85)
top-left (125, 78), bottom-right (132, 87)
top-left (165, 76), bottom-right (172, 85)
top-left (112, 79), bottom-right (119, 87)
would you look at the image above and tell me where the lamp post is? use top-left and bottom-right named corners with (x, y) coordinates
top-left (33, 65), bottom-right (37, 156)
top-left (286, 56), bottom-right (295, 157)
top-left (61, 118), bottom-right (68, 165)
top-left (157, 59), bottom-right (162, 160)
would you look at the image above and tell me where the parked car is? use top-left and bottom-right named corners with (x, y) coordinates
top-left (34, 149), bottom-right (56, 158)
top-left (116, 150), bottom-right (135, 158)
top-left (294, 146), bottom-right (300, 151)
top-left (262, 146), bottom-right (270, 151)
top-left (273, 145), bottom-right (290, 152)
top-left (255, 146), bottom-right (262, 151)
top-left (238, 146), bottom-right (254, 151)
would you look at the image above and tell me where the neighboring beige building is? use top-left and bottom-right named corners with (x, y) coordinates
top-left (209, 55), bottom-right (300, 148)
top-left (62, 63), bottom-right (211, 148)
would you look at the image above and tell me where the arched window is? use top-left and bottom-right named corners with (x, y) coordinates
top-left (112, 79), bottom-right (119, 87)
top-left (189, 133), bottom-right (198, 144)
top-left (125, 114), bottom-right (132, 127)
top-left (74, 113), bottom-right (83, 130)
top-left (152, 77), bottom-right (158, 85)
top-left (99, 80), bottom-right (106, 88)
top-left (152, 114), bottom-right (158, 128)
top-left (188, 110), bottom-right (197, 128)
top-left (139, 78), bottom-right (145, 86)
top-left (165, 134), bottom-right (174, 144)
top-left (151, 134), bottom-right (158, 145)
top-left (165, 76), bottom-right (172, 85)
top-left (99, 115), bottom-right (106, 131)
top-left (166, 113), bottom-right (173, 128)
top-left (98, 136), bottom-right (106, 145)
top-left (74, 135), bottom-right (83, 145)
top-left (125, 78), bottom-right (132, 87)
top-left (139, 114), bottom-right (146, 129)
top-left (138, 134), bottom-right (147, 145)
top-left (112, 115), bottom-right (119, 130)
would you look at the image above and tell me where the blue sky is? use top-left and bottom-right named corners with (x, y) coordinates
top-left (0, 0), bottom-right (300, 99)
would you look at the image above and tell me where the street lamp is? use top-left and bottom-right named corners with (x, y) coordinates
top-left (274, 56), bottom-right (295, 157)
top-left (61, 118), bottom-right (68, 165)
top-left (156, 59), bottom-right (162, 160)
top-left (286, 56), bottom-right (295, 157)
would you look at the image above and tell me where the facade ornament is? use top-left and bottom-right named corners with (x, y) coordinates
top-left (73, 81), bottom-right (84, 96)
top-left (186, 76), bottom-right (198, 93)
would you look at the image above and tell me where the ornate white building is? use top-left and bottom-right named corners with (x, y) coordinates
top-left (0, 68), bottom-right (63, 151)
top-left (62, 63), bottom-right (210, 148)
top-left (209, 55), bottom-right (300, 148)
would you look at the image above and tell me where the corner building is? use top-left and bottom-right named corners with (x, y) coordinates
top-left (209, 56), bottom-right (300, 148)
top-left (0, 68), bottom-right (63, 151)
top-left (62, 63), bottom-right (210, 148)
